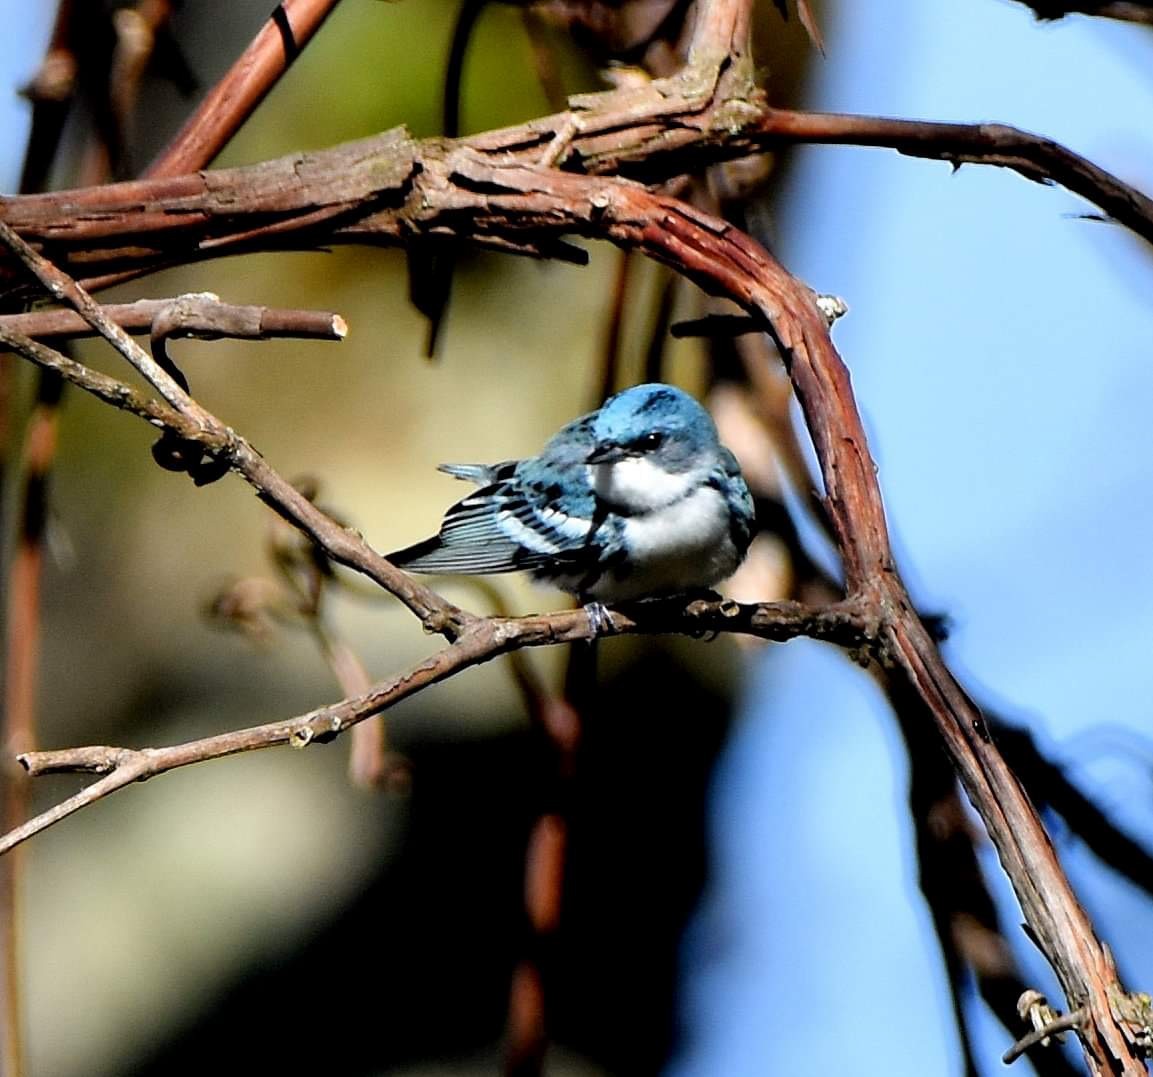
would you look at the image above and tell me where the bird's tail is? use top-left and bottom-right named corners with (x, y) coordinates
top-left (438, 462), bottom-right (501, 485)
top-left (387, 534), bottom-right (522, 575)
top-left (386, 535), bottom-right (446, 571)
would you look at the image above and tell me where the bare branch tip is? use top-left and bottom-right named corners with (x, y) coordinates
top-left (1002, 1004), bottom-right (1086, 1065)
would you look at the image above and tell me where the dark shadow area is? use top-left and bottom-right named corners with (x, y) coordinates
top-left (127, 648), bottom-right (738, 1075)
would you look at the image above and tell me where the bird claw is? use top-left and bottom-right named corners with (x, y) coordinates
top-left (583, 601), bottom-right (616, 638)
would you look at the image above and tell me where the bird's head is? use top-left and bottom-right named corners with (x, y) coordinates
top-left (586, 384), bottom-right (720, 510)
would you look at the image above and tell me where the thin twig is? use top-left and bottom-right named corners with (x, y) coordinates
top-left (265, 505), bottom-right (404, 790)
top-left (0, 296), bottom-right (347, 343)
top-left (0, 224), bottom-right (458, 634)
top-left (0, 597), bottom-right (860, 856)
top-left (751, 108), bottom-right (1153, 247)
top-left (1005, 1009), bottom-right (1088, 1064)
top-left (0, 217), bottom-right (203, 414)
top-left (594, 251), bottom-right (633, 409)
top-left (2, 7), bottom-right (88, 1070)
top-left (0, 322), bottom-right (466, 637)
top-left (0, 377), bottom-right (60, 1077)
top-left (0, 327), bottom-right (209, 430)
top-left (109, 0), bottom-right (185, 178)
top-left (147, 0), bottom-right (346, 178)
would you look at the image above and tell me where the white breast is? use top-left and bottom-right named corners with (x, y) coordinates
top-left (589, 482), bottom-right (741, 600)
top-left (588, 456), bottom-right (699, 513)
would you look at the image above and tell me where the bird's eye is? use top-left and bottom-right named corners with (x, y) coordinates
top-left (636, 432), bottom-right (663, 451)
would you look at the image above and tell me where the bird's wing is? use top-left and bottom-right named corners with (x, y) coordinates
top-left (715, 447), bottom-right (756, 552)
top-left (391, 412), bottom-right (607, 577)
top-left (390, 477), bottom-right (604, 576)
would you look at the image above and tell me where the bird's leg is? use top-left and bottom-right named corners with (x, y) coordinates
top-left (581, 601), bottom-right (616, 638)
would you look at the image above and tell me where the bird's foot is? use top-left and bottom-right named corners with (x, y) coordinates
top-left (582, 601), bottom-right (616, 638)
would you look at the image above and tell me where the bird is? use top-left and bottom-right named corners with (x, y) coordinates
top-left (389, 383), bottom-right (755, 602)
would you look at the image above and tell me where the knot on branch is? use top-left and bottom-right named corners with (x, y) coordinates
top-left (151, 429), bottom-right (230, 485)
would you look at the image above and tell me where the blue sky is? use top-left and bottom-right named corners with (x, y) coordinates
top-left (0, 7), bottom-right (52, 191)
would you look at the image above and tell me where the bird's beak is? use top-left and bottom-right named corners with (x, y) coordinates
top-left (586, 442), bottom-right (629, 465)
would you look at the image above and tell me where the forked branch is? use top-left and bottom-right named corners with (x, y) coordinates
top-left (1, 66), bottom-right (1151, 299)
top-left (1, 595), bottom-right (861, 855)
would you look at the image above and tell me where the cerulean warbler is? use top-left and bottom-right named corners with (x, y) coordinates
top-left (390, 383), bottom-right (755, 601)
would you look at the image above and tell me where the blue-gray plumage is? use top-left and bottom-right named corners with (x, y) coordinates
top-left (389, 384), bottom-right (755, 601)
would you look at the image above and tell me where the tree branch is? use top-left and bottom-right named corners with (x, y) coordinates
top-left (0, 316), bottom-right (467, 638)
top-left (0, 294), bottom-right (346, 342)
top-left (2, 95), bottom-right (1150, 301)
top-left (0, 596), bottom-right (861, 856)
top-left (146, 0), bottom-right (346, 178)
top-left (752, 109), bottom-right (1153, 244)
